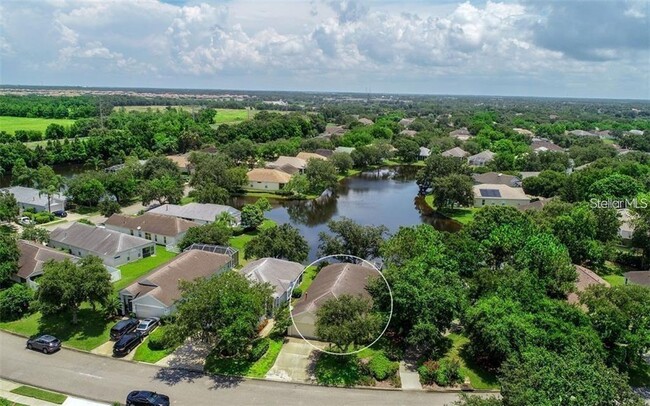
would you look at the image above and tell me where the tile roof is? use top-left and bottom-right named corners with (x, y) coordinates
top-left (296, 152), bottom-right (328, 161)
top-left (568, 265), bottom-right (610, 305)
top-left (531, 139), bottom-right (564, 152)
top-left (513, 128), bottom-right (534, 137)
top-left (247, 168), bottom-right (293, 184)
top-left (292, 263), bottom-right (377, 317)
top-left (148, 203), bottom-right (241, 223)
top-left (266, 156), bottom-right (307, 170)
top-left (17, 240), bottom-right (75, 279)
top-left (49, 222), bottom-right (153, 256)
top-left (449, 127), bottom-right (471, 138)
top-left (441, 147), bottom-right (469, 158)
top-left (105, 213), bottom-right (197, 237)
top-left (240, 258), bottom-right (304, 298)
top-left (123, 250), bottom-right (231, 306)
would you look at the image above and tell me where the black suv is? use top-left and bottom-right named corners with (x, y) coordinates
top-left (52, 210), bottom-right (67, 218)
top-left (110, 318), bottom-right (139, 341)
top-left (26, 335), bottom-right (61, 354)
top-left (126, 390), bottom-right (170, 406)
top-left (113, 332), bottom-right (142, 357)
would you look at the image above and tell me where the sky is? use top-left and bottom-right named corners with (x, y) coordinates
top-left (1, 0), bottom-right (649, 99)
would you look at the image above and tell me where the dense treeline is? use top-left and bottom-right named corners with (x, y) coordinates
top-left (0, 95), bottom-right (99, 118)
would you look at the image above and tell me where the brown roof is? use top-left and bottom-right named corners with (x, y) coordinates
top-left (247, 168), bottom-right (292, 184)
top-left (315, 149), bottom-right (334, 158)
top-left (296, 152), bottom-right (327, 161)
top-left (568, 265), bottom-right (610, 305)
top-left (531, 140), bottom-right (564, 152)
top-left (624, 271), bottom-right (650, 287)
top-left (292, 263), bottom-right (377, 317)
top-left (165, 154), bottom-right (191, 169)
top-left (17, 240), bottom-right (75, 279)
top-left (123, 250), bottom-right (231, 307)
top-left (105, 213), bottom-right (197, 237)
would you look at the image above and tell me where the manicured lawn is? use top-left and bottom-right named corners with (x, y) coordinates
top-left (0, 304), bottom-right (114, 351)
top-left (10, 386), bottom-right (67, 404)
top-left (0, 116), bottom-right (75, 135)
top-left (603, 274), bottom-right (625, 286)
top-left (204, 338), bottom-right (283, 378)
top-left (133, 327), bottom-right (177, 363)
top-left (113, 248), bottom-right (177, 291)
top-left (424, 196), bottom-right (477, 225)
top-left (228, 220), bottom-right (277, 266)
top-left (447, 333), bottom-right (499, 390)
top-left (296, 266), bottom-right (318, 293)
top-left (214, 108), bottom-right (254, 124)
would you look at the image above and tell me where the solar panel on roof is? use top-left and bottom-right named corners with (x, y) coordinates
top-left (479, 189), bottom-right (501, 198)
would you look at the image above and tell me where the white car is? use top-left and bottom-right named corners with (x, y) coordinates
top-left (18, 216), bottom-right (33, 225)
top-left (135, 318), bottom-right (160, 336)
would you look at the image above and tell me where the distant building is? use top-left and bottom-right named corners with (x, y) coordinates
top-left (49, 222), bottom-right (156, 267)
top-left (3, 186), bottom-right (66, 213)
top-left (449, 127), bottom-right (473, 141)
top-left (472, 172), bottom-right (521, 187)
top-left (296, 152), bottom-right (328, 161)
top-left (473, 184), bottom-right (530, 208)
top-left (240, 258), bottom-right (304, 308)
top-left (531, 139), bottom-right (564, 153)
top-left (400, 130), bottom-right (418, 137)
top-left (165, 154), bottom-right (192, 173)
top-left (314, 149), bottom-right (334, 158)
top-left (148, 203), bottom-right (241, 225)
top-left (358, 118), bottom-right (374, 125)
top-left (567, 130), bottom-right (596, 137)
top-left (246, 168), bottom-right (293, 191)
top-left (266, 156), bottom-right (307, 174)
top-left (624, 271), bottom-right (650, 287)
top-left (568, 265), bottom-right (610, 305)
top-left (120, 249), bottom-right (233, 318)
top-left (419, 147), bottom-right (431, 159)
top-left (618, 209), bottom-right (635, 240)
top-left (288, 263), bottom-right (377, 339)
top-left (334, 146), bottom-right (355, 154)
top-left (518, 197), bottom-right (552, 212)
top-left (513, 128), bottom-right (534, 137)
top-left (105, 213), bottom-right (198, 247)
top-left (468, 150), bottom-right (496, 166)
top-left (441, 147), bottom-right (469, 158)
top-left (399, 118), bottom-right (415, 127)
top-left (626, 130), bottom-right (644, 136)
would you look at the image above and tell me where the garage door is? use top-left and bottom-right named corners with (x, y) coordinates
top-left (134, 303), bottom-right (165, 319)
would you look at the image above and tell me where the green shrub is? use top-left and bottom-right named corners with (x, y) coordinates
top-left (291, 287), bottom-right (302, 298)
top-left (148, 327), bottom-right (170, 351)
top-left (418, 360), bottom-right (440, 385)
top-left (442, 357), bottom-right (464, 385)
top-left (77, 218), bottom-right (94, 226)
top-left (0, 284), bottom-right (33, 321)
top-left (248, 338), bottom-right (270, 361)
top-left (33, 212), bottom-right (54, 224)
top-left (368, 353), bottom-right (399, 381)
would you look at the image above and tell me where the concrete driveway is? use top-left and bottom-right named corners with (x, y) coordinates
top-left (90, 339), bottom-right (138, 361)
top-left (265, 338), bottom-right (328, 382)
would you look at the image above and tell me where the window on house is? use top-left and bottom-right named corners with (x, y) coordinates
top-left (163, 236), bottom-right (167, 244)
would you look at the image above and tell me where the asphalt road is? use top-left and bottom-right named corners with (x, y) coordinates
top-left (0, 332), bottom-right (465, 406)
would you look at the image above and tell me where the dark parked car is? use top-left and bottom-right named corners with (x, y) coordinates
top-left (110, 318), bottom-right (139, 341)
top-left (26, 335), bottom-right (61, 354)
top-left (135, 317), bottom-right (160, 336)
top-left (126, 390), bottom-right (169, 406)
top-left (52, 210), bottom-right (68, 218)
top-left (113, 332), bottom-right (142, 357)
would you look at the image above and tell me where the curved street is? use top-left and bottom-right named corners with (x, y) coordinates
top-left (0, 332), bottom-right (464, 406)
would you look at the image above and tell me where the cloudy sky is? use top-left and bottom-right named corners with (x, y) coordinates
top-left (1, 0), bottom-right (649, 99)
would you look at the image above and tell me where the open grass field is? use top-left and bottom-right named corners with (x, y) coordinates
top-left (117, 106), bottom-right (254, 124)
top-left (10, 386), bottom-right (66, 405)
top-left (0, 304), bottom-right (114, 351)
top-left (0, 116), bottom-right (75, 135)
top-left (114, 247), bottom-right (177, 292)
top-left (424, 196), bottom-right (478, 225)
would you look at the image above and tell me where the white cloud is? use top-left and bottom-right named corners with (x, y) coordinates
top-left (0, 0), bottom-right (647, 98)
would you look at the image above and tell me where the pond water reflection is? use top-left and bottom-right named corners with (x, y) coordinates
top-left (231, 166), bottom-right (461, 261)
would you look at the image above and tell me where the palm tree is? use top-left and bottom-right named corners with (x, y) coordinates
top-left (35, 166), bottom-right (64, 213)
top-left (215, 211), bottom-right (237, 228)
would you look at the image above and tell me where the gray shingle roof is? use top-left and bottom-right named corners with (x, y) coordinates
top-left (472, 172), bottom-right (520, 186)
top-left (105, 213), bottom-right (198, 237)
top-left (240, 258), bottom-right (303, 298)
top-left (441, 147), bottom-right (469, 158)
top-left (3, 186), bottom-right (66, 207)
top-left (17, 240), bottom-right (75, 279)
top-left (49, 222), bottom-right (153, 256)
top-left (148, 203), bottom-right (241, 223)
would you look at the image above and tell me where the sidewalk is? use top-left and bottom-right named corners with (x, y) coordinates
top-left (0, 379), bottom-right (110, 406)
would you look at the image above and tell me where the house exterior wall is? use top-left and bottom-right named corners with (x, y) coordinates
top-left (48, 240), bottom-right (155, 267)
top-left (247, 181), bottom-right (282, 191)
top-left (131, 295), bottom-right (172, 319)
top-left (474, 197), bottom-right (530, 208)
top-left (18, 200), bottom-right (64, 213)
top-left (104, 224), bottom-right (184, 247)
